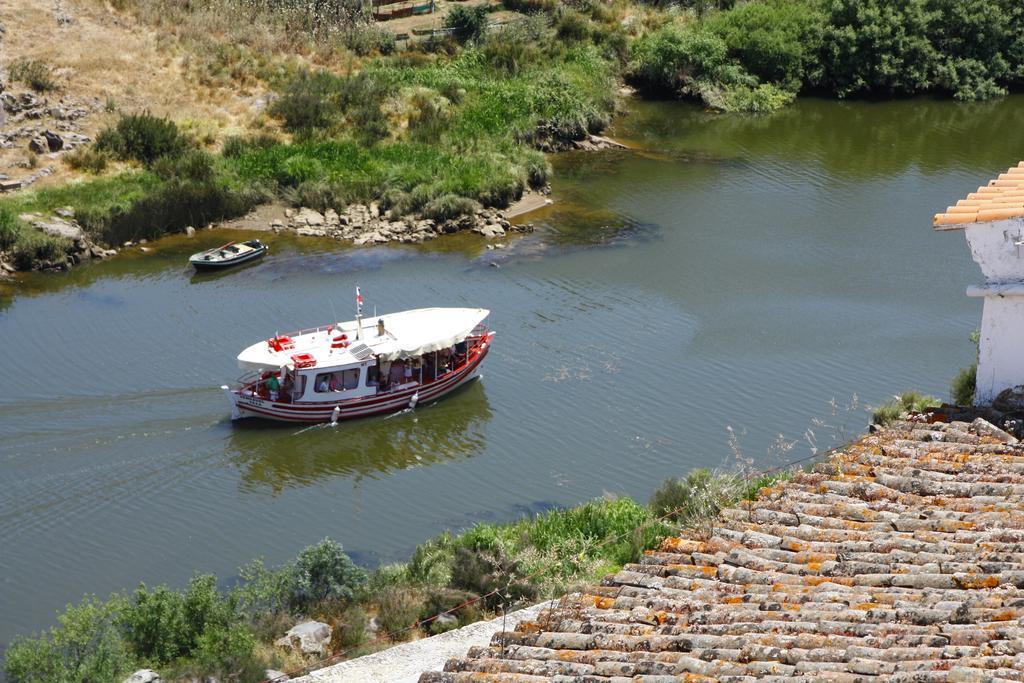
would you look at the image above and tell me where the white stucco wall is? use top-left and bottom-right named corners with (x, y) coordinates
top-left (972, 294), bottom-right (1024, 404)
top-left (965, 217), bottom-right (1024, 283)
top-left (964, 216), bottom-right (1024, 404)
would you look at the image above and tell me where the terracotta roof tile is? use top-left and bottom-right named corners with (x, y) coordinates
top-left (420, 417), bottom-right (1024, 682)
top-left (934, 162), bottom-right (1024, 229)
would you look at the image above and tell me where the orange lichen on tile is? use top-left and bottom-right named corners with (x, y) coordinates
top-left (855, 602), bottom-right (883, 611)
top-left (956, 574), bottom-right (1001, 589)
top-left (659, 537), bottom-right (705, 554)
top-left (804, 575), bottom-right (854, 586)
top-left (934, 162), bottom-right (1024, 228)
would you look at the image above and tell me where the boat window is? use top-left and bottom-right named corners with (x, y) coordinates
top-left (314, 373), bottom-right (333, 393)
top-left (314, 369), bottom-right (360, 392)
top-left (366, 365), bottom-right (379, 386)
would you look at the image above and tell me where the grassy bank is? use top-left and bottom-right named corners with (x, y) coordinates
top-left (3, 468), bottom-right (789, 682)
top-left (5, 0), bottom-right (1021, 272)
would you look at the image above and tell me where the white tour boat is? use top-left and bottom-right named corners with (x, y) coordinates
top-left (221, 300), bottom-right (493, 423)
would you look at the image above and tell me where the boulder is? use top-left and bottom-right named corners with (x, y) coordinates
top-left (430, 612), bottom-right (459, 634)
top-left (296, 226), bottom-right (326, 237)
top-left (295, 207), bottom-right (325, 227)
top-left (274, 620), bottom-right (332, 656)
top-left (63, 132), bottom-right (91, 146)
top-left (28, 136), bottom-right (48, 154)
top-left (43, 130), bottom-right (64, 152)
top-left (185, 226), bottom-right (196, 237)
top-left (265, 671), bottom-right (289, 682)
top-left (324, 208), bottom-right (339, 226)
top-left (32, 216), bottom-right (84, 241)
top-left (123, 670), bottom-right (161, 683)
top-left (19, 93), bottom-right (41, 109)
top-left (479, 224), bottom-right (506, 239)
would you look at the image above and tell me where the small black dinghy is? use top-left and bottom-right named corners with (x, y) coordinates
top-left (189, 240), bottom-right (268, 270)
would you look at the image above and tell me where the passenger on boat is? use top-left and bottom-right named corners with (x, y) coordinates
top-left (389, 360), bottom-right (405, 387)
top-left (318, 376), bottom-right (330, 393)
top-left (266, 374), bottom-right (280, 401)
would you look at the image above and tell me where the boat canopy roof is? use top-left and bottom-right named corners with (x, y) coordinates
top-left (237, 307), bottom-right (490, 371)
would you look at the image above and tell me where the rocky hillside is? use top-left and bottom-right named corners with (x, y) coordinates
top-left (0, 0), bottom-right (269, 191)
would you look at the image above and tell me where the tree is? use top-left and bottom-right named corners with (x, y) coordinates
top-left (4, 596), bottom-right (135, 683)
top-left (445, 5), bottom-right (490, 43)
top-left (290, 538), bottom-right (367, 612)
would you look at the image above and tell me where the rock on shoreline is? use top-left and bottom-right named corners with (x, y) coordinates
top-left (272, 204), bottom-right (535, 245)
top-left (0, 211), bottom-right (117, 276)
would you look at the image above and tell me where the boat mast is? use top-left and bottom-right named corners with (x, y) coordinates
top-left (355, 285), bottom-right (363, 340)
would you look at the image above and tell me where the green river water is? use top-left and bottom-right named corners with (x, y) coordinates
top-left (2, 95), bottom-right (1023, 655)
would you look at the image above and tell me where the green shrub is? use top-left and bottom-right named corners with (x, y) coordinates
top-left (97, 179), bottom-right (260, 244)
top-left (191, 622), bottom-right (257, 675)
top-left (278, 154), bottom-right (325, 187)
top-left (64, 147), bottom-right (109, 174)
top-left (375, 588), bottom-right (425, 640)
top-left (628, 22), bottom-right (730, 96)
top-left (96, 114), bottom-right (189, 166)
top-left (0, 206), bottom-right (23, 251)
top-left (11, 229), bottom-right (70, 270)
top-left (153, 149), bottom-right (217, 183)
top-left (448, 546), bottom-right (537, 610)
top-left (380, 188), bottom-right (417, 219)
top-left (420, 589), bottom-right (481, 632)
top-left (555, 9), bottom-right (591, 42)
top-left (445, 5), bottom-right (490, 43)
top-left (121, 574), bottom-right (246, 666)
top-left (10, 58), bottom-right (58, 92)
top-left (345, 24), bottom-right (397, 56)
top-left (3, 596), bottom-right (135, 683)
top-left (333, 605), bottom-right (369, 648)
top-left (222, 134), bottom-right (279, 159)
top-left (705, 0), bottom-right (824, 91)
top-left (649, 468), bottom-right (744, 527)
top-left (502, 0), bottom-right (555, 13)
top-left (402, 535), bottom-right (456, 586)
top-left (952, 364), bottom-right (977, 406)
top-left (420, 193), bottom-right (480, 221)
top-left (870, 390), bottom-right (941, 426)
top-left (710, 81), bottom-right (797, 113)
top-left (290, 538), bottom-right (367, 613)
top-left (286, 180), bottom-right (348, 212)
top-left (269, 70), bottom-right (340, 135)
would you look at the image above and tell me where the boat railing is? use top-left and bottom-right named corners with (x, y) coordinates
top-left (276, 324), bottom-right (336, 339)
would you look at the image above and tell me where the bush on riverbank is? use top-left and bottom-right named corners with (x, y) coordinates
top-left (5, 465), bottom-right (799, 682)
top-left (628, 0), bottom-right (1024, 112)
top-left (870, 390), bottom-right (942, 427)
top-left (0, 206), bottom-right (73, 271)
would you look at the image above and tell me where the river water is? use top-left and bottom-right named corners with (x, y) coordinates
top-left (2, 96), bottom-right (1022, 653)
